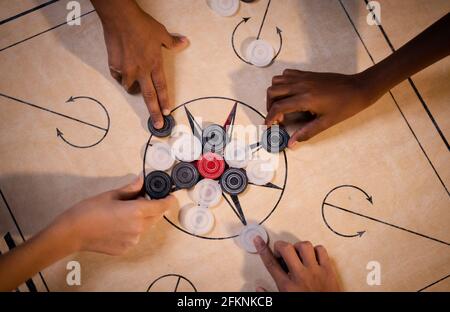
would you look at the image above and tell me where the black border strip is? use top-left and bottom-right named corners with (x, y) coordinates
top-left (0, 0), bottom-right (60, 26)
top-left (338, 0), bottom-right (448, 196)
top-left (363, 0), bottom-right (449, 150)
top-left (0, 9), bottom-right (96, 53)
top-left (0, 188), bottom-right (50, 291)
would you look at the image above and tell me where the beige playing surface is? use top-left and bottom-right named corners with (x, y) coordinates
top-left (0, 0), bottom-right (449, 292)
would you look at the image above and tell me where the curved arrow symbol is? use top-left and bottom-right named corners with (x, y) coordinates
top-left (56, 96), bottom-right (110, 149)
top-left (231, 17), bottom-right (252, 65)
top-left (231, 0), bottom-right (283, 66)
top-left (321, 185), bottom-right (373, 238)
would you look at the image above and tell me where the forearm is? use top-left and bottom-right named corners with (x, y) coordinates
top-left (0, 219), bottom-right (77, 292)
top-left (362, 13), bottom-right (450, 102)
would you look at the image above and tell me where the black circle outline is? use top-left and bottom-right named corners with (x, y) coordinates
top-left (146, 274), bottom-right (197, 292)
top-left (143, 96), bottom-right (288, 240)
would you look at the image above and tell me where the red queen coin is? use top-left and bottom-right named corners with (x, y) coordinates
top-left (197, 152), bottom-right (226, 180)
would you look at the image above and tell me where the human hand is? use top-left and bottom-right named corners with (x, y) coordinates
top-left (266, 69), bottom-right (372, 146)
top-left (55, 176), bottom-right (178, 255)
top-left (95, 0), bottom-right (189, 128)
top-left (254, 237), bottom-right (341, 292)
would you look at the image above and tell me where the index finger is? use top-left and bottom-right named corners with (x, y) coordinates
top-left (253, 236), bottom-right (290, 286)
top-left (265, 96), bottom-right (305, 126)
top-left (137, 195), bottom-right (178, 217)
top-left (139, 76), bottom-right (164, 129)
top-left (151, 63), bottom-right (171, 116)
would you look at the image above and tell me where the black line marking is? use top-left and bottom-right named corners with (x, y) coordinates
top-left (147, 274), bottom-right (197, 292)
top-left (174, 276), bottom-right (181, 292)
top-left (362, 0), bottom-right (448, 150)
top-left (0, 188), bottom-right (50, 291)
top-left (3, 233), bottom-right (37, 292)
top-left (0, 9), bottom-right (95, 53)
top-left (0, 0), bottom-right (59, 26)
top-left (338, 0), bottom-right (449, 196)
top-left (143, 96), bottom-right (288, 240)
top-left (406, 77), bottom-right (449, 150)
top-left (417, 274), bottom-right (450, 292)
top-left (387, 91), bottom-right (448, 195)
top-left (256, 0), bottom-right (272, 40)
top-left (324, 202), bottom-right (450, 246)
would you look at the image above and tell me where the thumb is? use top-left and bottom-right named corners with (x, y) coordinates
top-left (114, 176), bottom-right (144, 200)
top-left (139, 195), bottom-right (179, 217)
top-left (162, 33), bottom-right (189, 51)
top-left (289, 118), bottom-right (329, 147)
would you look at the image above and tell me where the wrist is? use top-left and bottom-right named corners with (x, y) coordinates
top-left (47, 212), bottom-right (82, 255)
top-left (92, 0), bottom-right (144, 31)
top-left (356, 65), bottom-right (388, 106)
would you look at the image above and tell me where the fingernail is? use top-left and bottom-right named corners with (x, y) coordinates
top-left (154, 120), bottom-right (163, 129)
top-left (163, 109), bottom-right (171, 116)
top-left (253, 235), bottom-right (265, 251)
top-left (256, 287), bottom-right (265, 292)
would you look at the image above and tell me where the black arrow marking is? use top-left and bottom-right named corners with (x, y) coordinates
top-left (222, 193), bottom-right (245, 225)
top-left (231, 0), bottom-right (283, 66)
top-left (0, 93), bottom-right (110, 149)
top-left (324, 202), bottom-right (450, 246)
top-left (56, 96), bottom-right (110, 149)
top-left (270, 27), bottom-right (283, 64)
top-left (0, 93), bottom-right (107, 130)
top-left (222, 193), bottom-right (247, 225)
top-left (231, 17), bottom-right (252, 65)
top-left (249, 182), bottom-right (283, 190)
top-left (184, 106), bottom-right (203, 140)
top-left (231, 194), bottom-right (247, 225)
top-left (321, 185), bottom-right (372, 238)
top-left (223, 102), bottom-right (238, 143)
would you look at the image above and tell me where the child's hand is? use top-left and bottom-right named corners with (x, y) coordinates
top-left (55, 176), bottom-right (178, 255)
top-left (253, 237), bottom-right (341, 292)
top-left (266, 69), bottom-right (371, 147)
top-left (94, 0), bottom-right (189, 129)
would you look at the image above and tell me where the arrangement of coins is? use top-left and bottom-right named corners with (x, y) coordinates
top-left (144, 112), bottom-right (289, 252)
